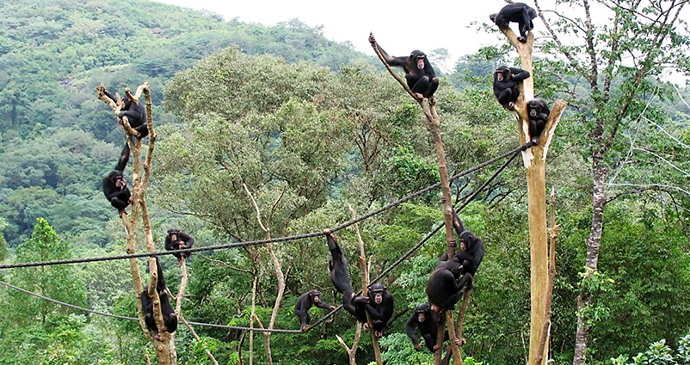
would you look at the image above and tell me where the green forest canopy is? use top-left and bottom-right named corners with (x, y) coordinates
top-left (0, 0), bottom-right (688, 364)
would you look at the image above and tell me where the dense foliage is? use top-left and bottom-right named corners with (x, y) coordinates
top-left (0, 0), bottom-right (688, 364)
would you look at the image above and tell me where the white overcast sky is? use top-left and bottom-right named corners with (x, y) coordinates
top-left (153, 0), bottom-right (527, 70)
top-left (151, 0), bottom-right (688, 82)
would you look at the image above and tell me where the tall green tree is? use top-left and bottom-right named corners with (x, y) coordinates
top-left (8, 218), bottom-right (85, 324)
top-left (533, 0), bottom-right (690, 363)
top-left (0, 218), bottom-right (8, 261)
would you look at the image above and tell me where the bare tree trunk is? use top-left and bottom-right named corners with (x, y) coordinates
top-left (493, 27), bottom-right (566, 365)
top-left (243, 184), bottom-right (286, 365)
top-left (536, 189), bottom-right (559, 365)
top-left (98, 83), bottom-right (172, 364)
top-left (348, 205), bottom-right (382, 365)
top-left (369, 35), bottom-right (460, 365)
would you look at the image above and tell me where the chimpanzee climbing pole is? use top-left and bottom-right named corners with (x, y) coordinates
top-left (495, 28), bottom-right (566, 365)
top-left (97, 83), bottom-right (173, 365)
top-left (369, 33), bottom-right (463, 365)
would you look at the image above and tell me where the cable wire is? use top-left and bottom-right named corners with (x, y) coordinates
top-left (0, 142), bottom-right (531, 271)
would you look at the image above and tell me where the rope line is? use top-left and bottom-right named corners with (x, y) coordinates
top-left (306, 146), bottom-right (522, 330)
top-left (0, 142), bottom-right (532, 271)
top-left (0, 279), bottom-right (301, 333)
top-left (330, 141), bottom-right (533, 233)
top-left (0, 146), bottom-right (522, 334)
top-left (0, 279), bottom-right (136, 321)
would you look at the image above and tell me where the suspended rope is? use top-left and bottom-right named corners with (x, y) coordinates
top-left (0, 279), bottom-right (136, 322)
top-left (330, 141), bottom-right (533, 233)
top-left (0, 279), bottom-right (301, 333)
top-left (306, 147), bottom-right (522, 330)
top-left (0, 141), bottom-right (532, 271)
top-left (0, 146), bottom-right (521, 334)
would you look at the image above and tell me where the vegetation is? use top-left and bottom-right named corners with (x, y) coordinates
top-left (0, 0), bottom-right (688, 364)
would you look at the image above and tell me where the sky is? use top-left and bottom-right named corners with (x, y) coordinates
top-left (152, 0), bottom-right (513, 72)
top-left (150, 0), bottom-right (688, 83)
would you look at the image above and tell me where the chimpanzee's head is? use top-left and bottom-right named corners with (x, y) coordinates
top-left (459, 231), bottom-right (478, 251)
top-left (167, 228), bottom-right (181, 241)
top-left (309, 289), bottom-right (322, 303)
top-left (369, 283), bottom-right (387, 304)
top-left (410, 50), bottom-right (427, 70)
top-left (415, 303), bottom-right (431, 323)
top-left (495, 65), bottom-right (510, 82)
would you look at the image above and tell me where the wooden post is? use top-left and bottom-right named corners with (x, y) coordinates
top-left (495, 28), bottom-right (567, 365)
top-left (348, 205), bottom-right (383, 365)
top-left (369, 34), bottom-right (461, 365)
top-left (97, 83), bottom-right (172, 364)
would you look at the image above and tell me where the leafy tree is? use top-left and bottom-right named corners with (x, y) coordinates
top-left (0, 217), bottom-right (8, 261)
top-left (529, 1), bottom-right (690, 362)
top-left (8, 218), bottom-right (85, 324)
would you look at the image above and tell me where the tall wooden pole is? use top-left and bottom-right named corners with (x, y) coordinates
top-left (368, 34), bottom-right (462, 365)
top-left (496, 29), bottom-right (566, 365)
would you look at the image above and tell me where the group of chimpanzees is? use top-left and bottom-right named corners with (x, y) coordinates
top-left (99, 0), bottom-right (542, 351)
top-left (99, 84), bottom-right (148, 215)
top-left (140, 228), bottom-right (194, 339)
top-left (490, 2), bottom-right (552, 144)
top-left (98, 84), bottom-right (197, 339)
top-left (291, 209), bottom-right (482, 356)
top-left (367, 2), bottom-right (550, 144)
top-left (294, 229), bottom-right (396, 337)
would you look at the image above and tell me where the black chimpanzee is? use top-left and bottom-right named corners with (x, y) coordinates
top-left (324, 229), bottom-right (357, 316)
top-left (353, 283), bottom-right (394, 338)
top-left (165, 228), bottom-right (195, 263)
top-left (294, 289), bottom-right (336, 332)
top-left (490, 2), bottom-right (538, 43)
top-left (405, 303), bottom-right (443, 352)
top-left (493, 65), bottom-right (531, 110)
top-left (141, 257), bottom-right (178, 338)
top-left (102, 143), bottom-right (132, 214)
top-left (368, 33), bottom-right (439, 105)
top-left (455, 228), bottom-right (485, 291)
top-left (405, 303), bottom-right (456, 365)
top-left (100, 84), bottom-right (148, 138)
top-left (426, 252), bottom-right (465, 318)
top-left (526, 98), bottom-right (551, 144)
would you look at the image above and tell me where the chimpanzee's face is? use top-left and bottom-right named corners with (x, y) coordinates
top-left (373, 291), bottom-right (383, 304)
top-left (416, 55), bottom-right (425, 70)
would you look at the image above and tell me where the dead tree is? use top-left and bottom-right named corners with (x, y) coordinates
top-left (243, 183), bottom-right (287, 365)
top-left (494, 25), bottom-right (566, 365)
top-left (97, 83), bottom-right (174, 363)
top-left (369, 34), bottom-right (463, 365)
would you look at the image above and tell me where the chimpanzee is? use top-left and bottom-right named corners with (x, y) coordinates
top-left (405, 303), bottom-right (443, 352)
top-left (368, 33), bottom-right (439, 105)
top-left (294, 289), bottom-right (336, 332)
top-left (493, 65), bottom-right (531, 110)
top-left (324, 229), bottom-right (357, 316)
top-left (490, 2), bottom-right (538, 43)
top-left (100, 84), bottom-right (148, 138)
top-left (455, 229), bottom-right (485, 291)
top-left (165, 228), bottom-right (195, 263)
top-left (102, 143), bottom-right (132, 214)
top-left (141, 257), bottom-right (178, 338)
top-left (426, 251), bottom-right (466, 318)
top-left (526, 98), bottom-right (551, 144)
top-left (353, 283), bottom-right (394, 338)
top-left (405, 303), bottom-right (456, 364)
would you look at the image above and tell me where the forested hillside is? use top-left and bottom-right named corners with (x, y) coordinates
top-left (0, 0), bottom-right (689, 365)
top-left (0, 0), bottom-right (372, 247)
